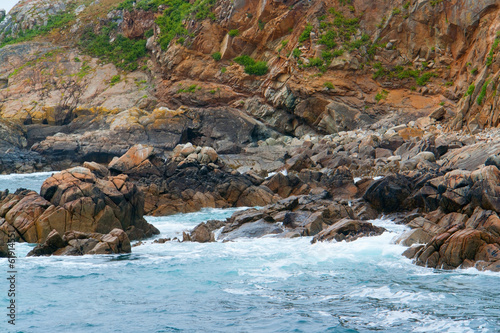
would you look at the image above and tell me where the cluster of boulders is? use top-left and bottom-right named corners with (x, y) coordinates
top-left (0, 165), bottom-right (159, 252)
top-left (182, 185), bottom-right (381, 243)
top-left (353, 157), bottom-right (500, 272)
top-left (171, 143), bottom-right (219, 165)
top-left (109, 143), bottom-right (279, 215)
top-left (28, 228), bottom-right (131, 256)
top-left (173, 135), bottom-right (500, 272)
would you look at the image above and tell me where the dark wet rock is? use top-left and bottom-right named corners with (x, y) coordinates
top-left (221, 220), bottom-right (284, 241)
top-left (363, 174), bottom-right (412, 212)
top-left (485, 155), bottom-right (500, 170)
top-left (185, 189), bottom-right (370, 242)
top-left (262, 172), bottom-right (309, 198)
top-left (311, 219), bottom-right (385, 243)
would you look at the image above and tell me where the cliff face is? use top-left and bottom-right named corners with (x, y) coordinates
top-left (0, 0), bottom-right (500, 166)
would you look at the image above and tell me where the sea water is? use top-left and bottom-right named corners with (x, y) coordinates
top-left (0, 173), bottom-right (499, 332)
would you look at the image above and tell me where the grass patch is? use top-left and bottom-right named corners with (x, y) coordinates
top-left (110, 74), bottom-right (121, 86)
top-left (477, 80), bottom-right (490, 105)
top-left (78, 23), bottom-right (147, 71)
top-left (228, 29), bottom-right (240, 37)
top-left (299, 23), bottom-right (313, 43)
top-left (486, 32), bottom-right (500, 67)
top-left (178, 84), bottom-right (199, 93)
top-left (415, 72), bottom-right (438, 86)
top-left (375, 89), bottom-right (389, 103)
top-left (465, 84), bottom-right (475, 97)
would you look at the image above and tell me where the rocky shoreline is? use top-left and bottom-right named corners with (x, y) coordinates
top-left (2, 123), bottom-right (500, 272)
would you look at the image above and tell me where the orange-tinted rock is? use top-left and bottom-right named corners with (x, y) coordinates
top-left (0, 167), bottom-right (158, 244)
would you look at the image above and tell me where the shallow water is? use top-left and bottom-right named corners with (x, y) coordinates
top-left (1, 173), bottom-right (499, 332)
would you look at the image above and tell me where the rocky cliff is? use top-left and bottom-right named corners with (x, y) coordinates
top-left (1, 0), bottom-right (500, 173)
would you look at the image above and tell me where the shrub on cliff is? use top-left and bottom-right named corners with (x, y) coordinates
top-left (234, 55), bottom-right (269, 76)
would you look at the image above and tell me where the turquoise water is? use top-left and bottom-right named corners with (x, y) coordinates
top-left (0, 173), bottom-right (499, 332)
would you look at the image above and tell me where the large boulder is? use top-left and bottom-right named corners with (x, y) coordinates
top-left (0, 167), bottom-right (158, 243)
top-left (363, 174), bottom-right (412, 212)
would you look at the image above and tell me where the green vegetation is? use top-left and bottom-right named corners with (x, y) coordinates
top-left (228, 29), bottom-right (240, 37)
top-left (74, 57), bottom-right (81, 62)
top-left (303, 57), bottom-right (327, 72)
top-left (133, 0), bottom-right (217, 50)
top-left (278, 40), bottom-right (289, 53)
top-left (258, 20), bottom-right (266, 30)
top-left (299, 24), bottom-right (314, 43)
top-left (76, 62), bottom-right (92, 78)
top-left (375, 89), bottom-right (389, 103)
top-left (315, 7), bottom-right (372, 61)
top-left (178, 84), bottom-right (199, 93)
top-left (465, 84), bottom-right (475, 97)
top-left (430, 0), bottom-right (443, 6)
top-left (445, 81), bottom-right (453, 87)
top-left (392, 8), bottom-right (401, 15)
top-left (211, 52), bottom-right (222, 61)
top-left (372, 62), bottom-right (388, 79)
top-left (377, 16), bottom-right (387, 29)
top-left (110, 75), bottom-right (121, 86)
top-left (323, 81), bottom-right (335, 89)
top-left (486, 32), bottom-right (500, 67)
top-left (221, 67), bottom-right (227, 73)
top-left (403, 1), bottom-right (411, 9)
top-left (234, 55), bottom-right (255, 67)
top-left (233, 55), bottom-right (269, 75)
top-left (416, 72), bottom-right (438, 86)
top-left (78, 23), bottom-right (147, 71)
top-left (371, 62), bottom-right (438, 86)
top-left (292, 48), bottom-right (302, 58)
top-left (1, 10), bottom-right (75, 48)
top-left (470, 67), bottom-right (478, 75)
top-left (477, 80), bottom-right (490, 105)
